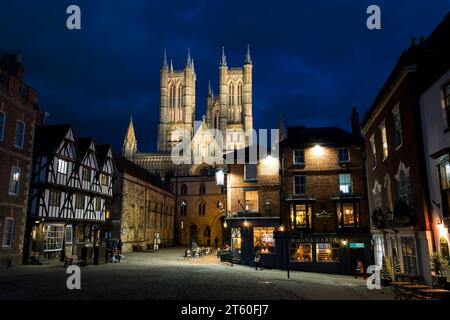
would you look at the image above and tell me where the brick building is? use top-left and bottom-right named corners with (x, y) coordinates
top-left (222, 146), bottom-right (281, 267)
top-left (109, 155), bottom-right (175, 252)
top-left (360, 18), bottom-right (450, 282)
top-left (276, 113), bottom-right (371, 275)
top-left (0, 53), bottom-right (43, 266)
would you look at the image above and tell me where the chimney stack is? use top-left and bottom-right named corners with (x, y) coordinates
top-left (351, 107), bottom-right (360, 136)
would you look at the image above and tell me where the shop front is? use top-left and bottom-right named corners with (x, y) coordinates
top-left (275, 232), bottom-right (372, 275)
top-left (223, 216), bottom-right (281, 268)
top-left (29, 219), bottom-right (106, 265)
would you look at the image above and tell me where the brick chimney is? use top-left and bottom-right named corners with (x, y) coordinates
top-left (351, 107), bottom-right (360, 136)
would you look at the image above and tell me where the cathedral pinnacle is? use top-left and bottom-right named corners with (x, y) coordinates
top-left (220, 46), bottom-right (227, 66)
top-left (170, 59), bottom-right (174, 72)
top-left (208, 80), bottom-right (212, 96)
top-left (186, 48), bottom-right (193, 68)
top-left (162, 48), bottom-right (168, 69)
top-left (245, 44), bottom-right (252, 64)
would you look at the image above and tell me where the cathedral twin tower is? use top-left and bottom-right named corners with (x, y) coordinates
top-left (157, 46), bottom-right (253, 153)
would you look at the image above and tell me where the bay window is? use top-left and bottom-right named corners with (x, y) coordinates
top-left (253, 227), bottom-right (275, 254)
top-left (290, 203), bottom-right (312, 228)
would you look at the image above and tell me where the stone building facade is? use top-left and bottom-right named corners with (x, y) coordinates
top-left (109, 155), bottom-right (175, 252)
top-left (170, 175), bottom-right (225, 247)
top-left (0, 53), bottom-right (43, 266)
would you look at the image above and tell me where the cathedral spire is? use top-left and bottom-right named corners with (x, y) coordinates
top-left (186, 48), bottom-right (193, 68)
top-left (245, 44), bottom-right (252, 64)
top-left (170, 59), bottom-right (174, 73)
top-left (162, 48), bottom-right (168, 69)
top-left (123, 116), bottom-right (137, 157)
top-left (220, 46), bottom-right (227, 66)
top-left (208, 80), bottom-right (212, 97)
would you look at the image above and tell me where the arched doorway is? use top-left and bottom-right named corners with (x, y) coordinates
top-left (189, 224), bottom-right (198, 245)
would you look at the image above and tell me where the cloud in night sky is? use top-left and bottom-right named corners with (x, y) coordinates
top-left (0, 0), bottom-right (448, 152)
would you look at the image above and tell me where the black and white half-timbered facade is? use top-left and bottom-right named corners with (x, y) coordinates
top-left (23, 125), bottom-right (115, 262)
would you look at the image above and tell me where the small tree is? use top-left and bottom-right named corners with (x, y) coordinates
top-left (430, 252), bottom-right (449, 276)
top-left (381, 256), bottom-right (392, 282)
top-left (393, 254), bottom-right (402, 276)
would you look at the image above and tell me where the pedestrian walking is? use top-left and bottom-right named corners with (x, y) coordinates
top-left (254, 249), bottom-right (263, 270)
top-left (355, 260), bottom-right (366, 279)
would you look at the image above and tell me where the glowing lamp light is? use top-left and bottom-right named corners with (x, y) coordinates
top-left (312, 144), bottom-right (324, 157)
top-left (215, 168), bottom-right (225, 186)
top-left (341, 239), bottom-right (348, 247)
top-left (279, 225), bottom-right (285, 232)
top-left (243, 220), bottom-right (250, 228)
top-left (223, 221), bottom-right (227, 229)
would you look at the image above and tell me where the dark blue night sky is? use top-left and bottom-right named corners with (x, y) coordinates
top-left (0, 1), bottom-right (448, 152)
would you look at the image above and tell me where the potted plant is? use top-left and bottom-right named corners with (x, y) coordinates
top-left (430, 252), bottom-right (448, 285)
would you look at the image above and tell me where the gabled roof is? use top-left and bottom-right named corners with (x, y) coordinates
top-left (112, 153), bottom-right (170, 192)
top-left (281, 126), bottom-right (363, 147)
top-left (96, 144), bottom-right (112, 166)
top-left (76, 137), bottom-right (95, 160)
top-left (34, 124), bottom-right (72, 156)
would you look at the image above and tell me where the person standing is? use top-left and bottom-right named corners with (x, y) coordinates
top-left (254, 249), bottom-right (262, 271)
top-left (214, 237), bottom-right (219, 248)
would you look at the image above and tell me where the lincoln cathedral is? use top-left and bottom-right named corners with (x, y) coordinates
top-left (122, 46), bottom-right (253, 178)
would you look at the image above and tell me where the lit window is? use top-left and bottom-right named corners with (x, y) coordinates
top-left (101, 173), bottom-right (109, 186)
top-left (337, 203), bottom-right (359, 226)
top-left (290, 204), bottom-right (311, 228)
top-left (8, 166), bottom-right (20, 196)
top-left (0, 111), bottom-right (5, 141)
top-left (57, 158), bottom-right (68, 174)
top-left (231, 228), bottom-right (241, 251)
top-left (370, 134), bottom-right (377, 168)
top-left (96, 198), bottom-right (102, 211)
top-left (339, 173), bottom-right (352, 193)
top-left (237, 83), bottom-right (243, 105)
top-left (14, 120), bottom-right (25, 149)
top-left (380, 122), bottom-right (388, 159)
top-left (293, 175), bottom-right (306, 195)
top-left (244, 190), bottom-right (258, 212)
top-left (293, 149), bottom-right (305, 165)
top-left (392, 104), bottom-right (403, 147)
top-left (253, 227), bottom-right (275, 254)
top-left (290, 241), bottom-right (312, 262)
top-left (244, 164), bottom-right (258, 181)
top-left (43, 224), bottom-right (64, 252)
top-left (2, 218), bottom-right (15, 248)
top-left (316, 243), bottom-right (340, 262)
top-left (229, 83), bottom-right (234, 105)
top-left (338, 148), bottom-right (349, 163)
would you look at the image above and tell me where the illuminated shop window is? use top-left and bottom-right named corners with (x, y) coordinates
top-left (316, 243), bottom-right (340, 262)
top-left (253, 227), bottom-right (275, 254)
top-left (290, 241), bottom-right (313, 262)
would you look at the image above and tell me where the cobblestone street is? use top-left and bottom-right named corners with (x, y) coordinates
top-left (0, 248), bottom-right (395, 300)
